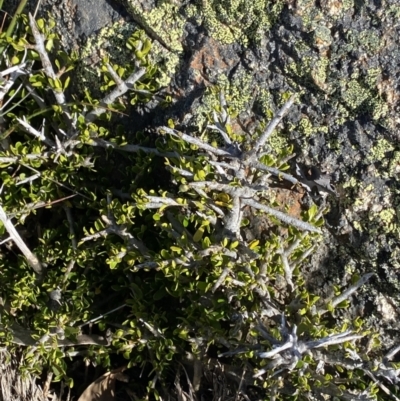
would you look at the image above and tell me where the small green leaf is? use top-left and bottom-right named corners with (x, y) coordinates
top-left (193, 226), bottom-right (204, 242)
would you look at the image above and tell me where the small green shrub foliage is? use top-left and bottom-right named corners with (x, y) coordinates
top-left (0, 12), bottom-right (396, 401)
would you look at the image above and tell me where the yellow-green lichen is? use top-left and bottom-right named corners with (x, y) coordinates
top-left (352, 220), bottom-right (363, 232)
top-left (342, 176), bottom-right (358, 189)
top-left (388, 151), bottom-right (400, 177)
top-left (311, 57), bottom-right (331, 91)
top-left (187, 0), bottom-right (283, 45)
top-left (77, 21), bottom-right (136, 97)
top-left (313, 25), bottom-right (332, 48)
top-left (267, 130), bottom-right (289, 155)
top-left (367, 138), bottom-right (394, 163)
top-left (358, 30), bottom-right (382, 55)
top-left (342, 0), bottom-right (354, 11)
top-left (77, 18), bottom-right (180, 94)
top-left (194, 72), bottom-right (253, 128)
top-left (122, 0), bottom-right (184, 53)
top-left (341, 80), bottom-right (369, 111)
top-left (366, 68), bottom-right (382, 88)
top-left (298, 116), bottom-right (328, 138)
top-left (378, 208), bottom-right (395, 225)
top-left (388, 4), bottom-right (400, 18)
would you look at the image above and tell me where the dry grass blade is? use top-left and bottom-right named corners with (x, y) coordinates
top-left (0, 349), bottom-right (49, 401)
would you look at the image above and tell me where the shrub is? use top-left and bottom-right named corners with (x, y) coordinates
top-left (0, 9), bottom-right (397, 401)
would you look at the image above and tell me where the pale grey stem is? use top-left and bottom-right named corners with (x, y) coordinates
top-left (253, 367), bottom-right (269, 379)
top-left (218, 91), bottom-right (228, 123)
top-left (257, 341), bottom-right (293, 359)
top-left (252, 94), bottom-right (296, 154)
top-left (88, 137), bottom-right (179, 158)
top-left (279, 250), bottom-right (294, 292)
top-left (1, 82), bottom-right (24, 112)
top-left (28, 14), bottom-right (67, 107)
top-left (189, 181), bottom-right (257, 198)
top-left (79, 304), bottom-right (127, 328)
top-left (208, 160), bottom-right (238, 171)
top-left (0, 152), bottom-right (51, 164)
top-left (142, 196), bottom-right (182, 208)
top-left (223, 195), bottom-right (241, 237)
top-left (294, 245), bottom-right (315, 266)
top-left (85, 68), bottom-right (147, 122)
top-left (62, 259), bottom-right (76, 286)
top-left (207, 202), bottom-right (225, 217)
top-left (190, 186), bottom-right (210, 200)
top-left (317, 273), bottom-right (374, 315)
top-left (308, 333), bottom-right (364, 350)
top-left (331, 273), bottom-right (374, 309)
top-left (230, 279), bottom-right (246, 287)
top-left (80, 228), bottom-right (112, 243)
top-left (212, 267), bottom-right (231, 293)
top-left (101, 215), bottom-right (150, 257)
top-left (196, 210), bottom-right (217, 226)
top-left (16, 116), bottom-right (55, 147)
top-left (63, 204), bottom-right (77, 250)
top-left (161, 127), bottom-right (234, 157)
top-left (362, 369), bottom-right (400, 401)
top-left (246, 161), bottom-right (300, 186)
top-left (242, 198), bottom-right (322, 233)
top-left (0, 236), bottom-right (12, 245)
top-left (15, 173), bottom-right (40, 186)
top-left (6, 322), bottom-right (109, 347)
top-left (139, 318), bottom-right (165, 339)
top-left (23, 81), bottom-right (46, 109)
top-left (0, 65), bottom-right (30, 102)
top-left (0, 204), bottom-right (43, 275)
top-left (167, 166), bottom-right (194, 178)
top-left (385, 344), bottom-right (400, 361)
top-left (105, 62), bottom-right (124, 86)
top-left (0, 63), bottom-right (30, 77)
top-left (284, 237), bottom-right (302, 256)
top-left (207, 124), bottom-right (232, 145)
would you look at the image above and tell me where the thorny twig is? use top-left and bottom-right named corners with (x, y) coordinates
top-left (317, 273), bottom-right (375, 315)
top-left (0, 204), bottom-right (43, 275)
top-left (28, 13), bottom-right (75, 131)
top-left (250, 94), bottom-right (296, 155)
top-left (242, 198), bottom-right (321, 233)
top-left (85, 67), bottom-right (147, 122)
